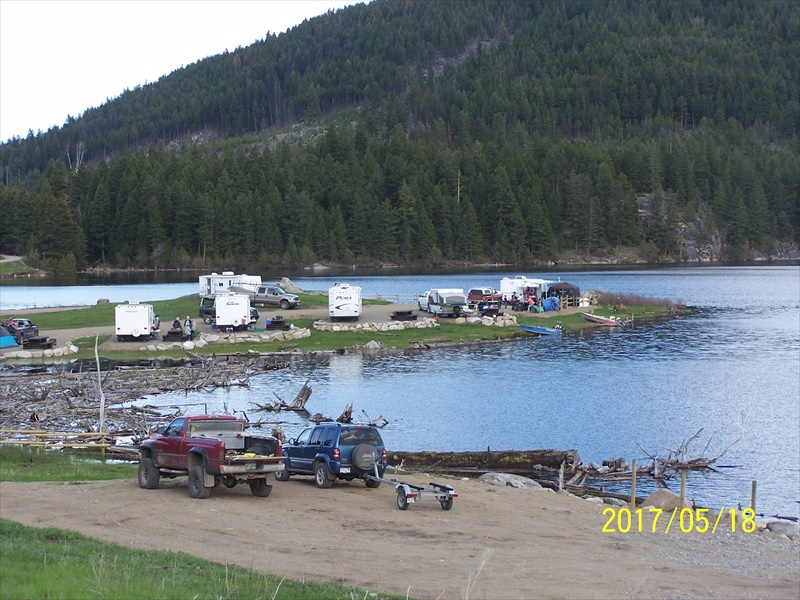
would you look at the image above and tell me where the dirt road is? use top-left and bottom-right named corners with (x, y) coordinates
top-left (1, 473), bottom-right (797, 599)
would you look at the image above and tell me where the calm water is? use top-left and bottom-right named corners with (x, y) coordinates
top-left (3, 265), bottom-right (799, 517)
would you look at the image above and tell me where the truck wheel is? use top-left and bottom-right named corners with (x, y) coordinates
top-left (314, 462), bottom-right (333, 488)
top-left (275, 467), bottom-right (290, 481)
top-left (280, 299), bottom-right (290, 310)
top-left (351, 444), bottom-right (378, 471)
top-left (137, 456), bottom-right (160, 489)
top-left (365, 477), bottom-right (380, 489)
top-left (396, 488), bottom-right (409, 510)
top-left (250, 478), bottom-right (273, 497)
top-left (203, 315), bottom-right (212, 324)
top-left (188, 465), bottom-right (211, 499)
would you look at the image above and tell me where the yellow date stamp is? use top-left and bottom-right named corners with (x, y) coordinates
top-left (602, 507), bottom-right (757, 534)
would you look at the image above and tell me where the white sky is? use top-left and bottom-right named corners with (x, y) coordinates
top-left (0, 0), bottom-right (361, 143)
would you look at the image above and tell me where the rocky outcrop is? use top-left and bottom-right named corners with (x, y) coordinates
top-left (313, 318), bottom-right (439, 332)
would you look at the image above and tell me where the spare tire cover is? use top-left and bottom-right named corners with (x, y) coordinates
top-left (351, 444), bottom-right (378, 471)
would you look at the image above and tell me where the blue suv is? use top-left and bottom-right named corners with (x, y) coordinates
top-left (275, 424), bottom-right (387, 488)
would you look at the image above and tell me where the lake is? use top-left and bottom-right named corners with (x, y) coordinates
top-left (2, 265), bottom-right (799, 518)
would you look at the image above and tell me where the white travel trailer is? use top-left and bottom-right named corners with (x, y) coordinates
top-left (499, 276), bottom-right (556, 303)
top-left (198, 272), bottom-right (263, 297)
top-left (427, 289), bottom-right (469, 317)
top-left (213, 293), bottom-right (254, 330)
top-left (329, 283), bottom-right (362, 321)
top-left (115, 302), bottom-right (160, 341)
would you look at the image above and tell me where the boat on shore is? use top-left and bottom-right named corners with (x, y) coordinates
top-left (519, 324), bottom-right (562, 336)
top-left (581, 312), bottom-right (625, 326)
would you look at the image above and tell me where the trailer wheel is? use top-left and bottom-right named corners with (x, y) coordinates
top-left (440, 496), bottom-right (454, 511)
top-left (365, 477), bottom-right (380, 489)
top-left (250, 478), bottom-right (273, 497)
top-left (188, 465), bottom-right (211, 499)
top-left (396, 488), bottom-right (409, 510)
top-left (314, 462), bottom-right (333, 488)
top-left (137, 455), bottom-right (160, 489)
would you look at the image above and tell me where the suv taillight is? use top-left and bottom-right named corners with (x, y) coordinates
top-left (382, 448), bottom-right (387, 461)
top-left (332, 447), bottom-right (340, 461)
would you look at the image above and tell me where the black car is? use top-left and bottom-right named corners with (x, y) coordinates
top-left (275, 424), bottom-right (387, 489)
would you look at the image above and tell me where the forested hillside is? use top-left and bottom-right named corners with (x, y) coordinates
top-left (1, 0), bottom-right (798, 273)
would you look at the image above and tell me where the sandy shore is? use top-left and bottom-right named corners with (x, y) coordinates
top-left (1, 474), bottom-right (798, 599)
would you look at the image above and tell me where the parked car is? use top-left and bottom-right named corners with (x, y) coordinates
top-left (249, 286), bottom-right (300, 309)
top-left (11, 318), bottom-right (39, 339)
top-left (138, 415), bottom-right (284, 499)
top-left (417, 291), bottom-right (432, 312)
top-left (275, 424), bottom-right (387, 489)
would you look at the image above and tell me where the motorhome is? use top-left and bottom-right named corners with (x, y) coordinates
top-left (198, 272), bottom-right (263, 297)
top-left (329, 283), bottom-right (362, 321)
top-left (115, 302), bottom-right (160, 341)
top-left (427, 289), bottom-right (469, 317)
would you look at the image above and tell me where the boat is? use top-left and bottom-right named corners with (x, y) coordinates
top-left (581, 312), bottom-right (625, 326)
top-left (519, 324), bottom-right (562, 336)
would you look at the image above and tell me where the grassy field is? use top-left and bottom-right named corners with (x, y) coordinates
top-left (0, 446), bottom-right (405, 599)
top-left (0, 256), bottom-right (38, 276)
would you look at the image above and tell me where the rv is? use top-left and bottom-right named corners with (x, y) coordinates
top-left (427, 289), bottom-right (469, 317)
top-left (210, 293), bottom-right (256, 330)
top-left (198, 272), bottom-right (263, 297)
top-left (115, 302), bottom-right (160, 341)
top-left (499, 276), bottom-right (557, 304)
top-left (329, 283), bottom-right (362, 321)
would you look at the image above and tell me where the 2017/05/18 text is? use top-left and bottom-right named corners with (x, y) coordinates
top-left (602, 507), bottom-right (757, 534)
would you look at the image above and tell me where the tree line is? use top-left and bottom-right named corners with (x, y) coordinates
top-left (0, 0), bottom-right (797, 271)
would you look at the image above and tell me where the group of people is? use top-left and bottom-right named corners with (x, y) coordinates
top-left (171, 316), bottom-right (195, 340)
top-left (505, 292), bottom-right (542, 312)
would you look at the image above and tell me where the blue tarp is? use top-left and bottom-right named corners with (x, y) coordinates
top-left (541, 296), bottom-right (561, 312)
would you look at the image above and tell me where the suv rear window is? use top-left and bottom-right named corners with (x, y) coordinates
top-left (338, 427), bottom-right (383, 446)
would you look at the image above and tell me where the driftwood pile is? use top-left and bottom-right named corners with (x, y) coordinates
top-left (0, 357), bottom-right (290, 443)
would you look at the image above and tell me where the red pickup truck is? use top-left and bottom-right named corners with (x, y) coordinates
top-left (138, 415), bottom-right (284, 499)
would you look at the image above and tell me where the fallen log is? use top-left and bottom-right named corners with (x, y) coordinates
top-left (387, 449), bottom-right (581, 476)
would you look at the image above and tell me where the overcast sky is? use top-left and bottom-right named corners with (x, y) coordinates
top-left (0, 0), bottom-right (361, 143)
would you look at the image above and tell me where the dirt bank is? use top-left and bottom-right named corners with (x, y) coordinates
top-left (1, 474), bottom-right (797, 599)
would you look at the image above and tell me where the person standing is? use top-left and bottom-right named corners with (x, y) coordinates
top-left (183, 316), bottom-right (195, 340)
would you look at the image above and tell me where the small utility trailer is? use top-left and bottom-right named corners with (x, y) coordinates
top-left (365, 463), bottom-right (458, 510)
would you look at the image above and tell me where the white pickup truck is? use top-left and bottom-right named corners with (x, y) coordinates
top-left (418, 291), bottom-right (432, 313)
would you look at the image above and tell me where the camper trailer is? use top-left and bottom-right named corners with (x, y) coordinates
top-left (212, 293), bottom-right (256, 330)
top-left (198, 272), bottom-right (263, 297)
top-left (115, 302), bottom-right (160, 341)
top-left (499, 276), bottom-right (557, 304)
top-left (329, 283), bottom-right (362, 321)
top-left (427, 289), bottom-right (469, 317)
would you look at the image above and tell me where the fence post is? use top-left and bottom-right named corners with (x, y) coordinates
top-left (679, 469), bottom-right (687, 510)
top-left (630, 458), bottom-right (636, 510)
top-left (750, 480), bottom-right (756, 512)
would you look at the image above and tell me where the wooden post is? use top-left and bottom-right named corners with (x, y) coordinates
top-left (630, 459), bottom-right (636, 510)
top-left (558, 460), bottom-right (564, 491)
top-left (750, 480), bottom-right (756, 512)
top-left (679, 469), bottom-right (687, 510)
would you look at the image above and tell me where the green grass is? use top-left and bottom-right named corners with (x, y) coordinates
top-left (0, 447), bottom-right (406, 599)
top-left (0, 256), bottom-right (38, 276)
top-left (0, 519), bottom-right (400, 600)
top-left (0, 446), bottom-right (136, 482)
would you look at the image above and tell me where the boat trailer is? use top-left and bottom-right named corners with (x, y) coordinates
top-left (365, 463), bottom-right (458, 510)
